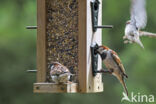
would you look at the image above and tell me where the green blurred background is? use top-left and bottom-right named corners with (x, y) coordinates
top-left (0, 0), bottom-right (156, 104)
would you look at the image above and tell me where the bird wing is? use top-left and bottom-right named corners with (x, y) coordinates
top-left (111, 50), bottom-right (126, 75)
top-left (130, 0), bottom-right (147, 29)
top-left (50, 62), bottom-right (70, 75)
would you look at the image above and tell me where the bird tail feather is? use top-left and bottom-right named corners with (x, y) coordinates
top-left (123, 73), bottom-right (128, 79)
top-left (120, 77), bottom-right (128, 96)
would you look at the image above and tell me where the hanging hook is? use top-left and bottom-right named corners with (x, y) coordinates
top-left (91, 0), bottom-right (113, 32)
top-left (91, 42), bottom-right (99, 76)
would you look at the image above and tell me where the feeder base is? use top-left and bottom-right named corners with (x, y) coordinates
top-left (33, 83), bottom-right (78, 93)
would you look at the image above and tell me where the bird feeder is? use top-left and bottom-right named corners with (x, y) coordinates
top-left (27, 0), bottom-right (112, 93)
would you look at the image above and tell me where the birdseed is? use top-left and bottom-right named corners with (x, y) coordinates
top-left (46, 0), bottom-right (78, 82)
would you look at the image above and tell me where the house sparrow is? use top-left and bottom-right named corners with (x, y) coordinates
top-left (96, 45), bottom-right (128, 96)
top-left (50, 62), bottom-right (73, 84)
top-left (123, 0), bottom-right (156, 48)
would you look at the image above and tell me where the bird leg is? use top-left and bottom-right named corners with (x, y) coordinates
top-left (124, 40), bottom-right (133, 44)
top-left (95, 68), bottom-right (113, 74)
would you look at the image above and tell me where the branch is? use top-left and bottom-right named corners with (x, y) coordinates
top-left (139, 31), bottom-right (156, 38)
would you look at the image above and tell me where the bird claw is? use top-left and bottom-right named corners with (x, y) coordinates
top-left (128, 41), bottom-right (133, 44)
top-left (124, 40), bottom-right (129, 44)
top-left (124, 40), bottom-right (133, 44)
top-left (109, 68), bottom-right (114, 73)
top-left (123, 36), bottom-right (127, 39)
top-left (123, 36), bottom-right (133, 44)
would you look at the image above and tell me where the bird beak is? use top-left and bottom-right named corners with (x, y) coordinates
top-left (96, 48), bottom-right (100, 54)
top-left (136, 38), bottom-right (144, 49)
top-left (95, 48), bottom-right (100, 55)
top-left (94, 43), bottom-right (99, 54)
top-left (95, 43), bottom-right (99, 50)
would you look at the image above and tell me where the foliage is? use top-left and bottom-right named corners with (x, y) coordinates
top-left (0, 0), bottom-right (156, 104)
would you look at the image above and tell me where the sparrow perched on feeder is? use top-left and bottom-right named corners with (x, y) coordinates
top-left (96, 45), bottom-right (128, 96)
top-left (123, 0), bottom-right (156, 48)
top-left (50, 62), bottom-right (73, 84)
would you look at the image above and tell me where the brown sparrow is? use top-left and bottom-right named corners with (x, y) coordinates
top-left (97, 45), bottom-right (128, 96)
top-left (50, 62), bottom-right (73, 84)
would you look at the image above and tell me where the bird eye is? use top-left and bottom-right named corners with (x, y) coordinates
top-left (131, 34), bottom-right (135, 37)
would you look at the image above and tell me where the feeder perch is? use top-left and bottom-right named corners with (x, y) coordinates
top-left (91, 0), bottom-right (113, 32)
top-left (26, 26), bottom-right (37, 29)
top-left (29, 0), bottom-right (110, 93)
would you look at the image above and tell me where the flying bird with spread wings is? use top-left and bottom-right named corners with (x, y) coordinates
top-left (123, 0), bottom-right (156, 48)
